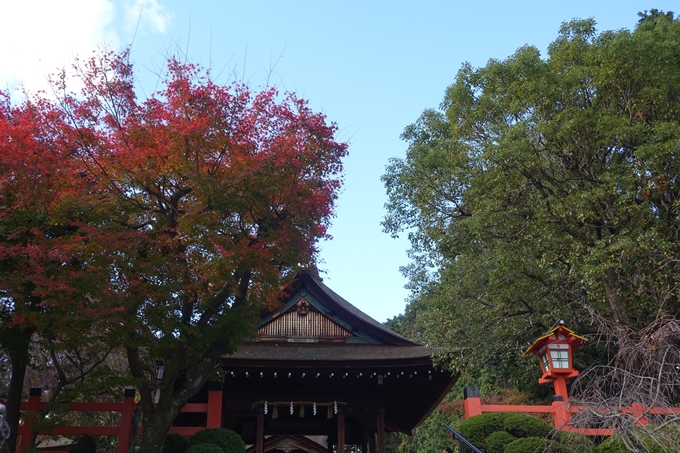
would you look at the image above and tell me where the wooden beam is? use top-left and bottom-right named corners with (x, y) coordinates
top-left (338, 411), bottom-right (345, 453)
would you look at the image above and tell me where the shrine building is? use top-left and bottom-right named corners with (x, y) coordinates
top-left (210, 272), bottom-right (457, 453)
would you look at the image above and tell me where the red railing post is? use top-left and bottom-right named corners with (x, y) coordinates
top-left (463, 386), bottom-right (482, 419)
top-left (206, 382), bottom-right (223, 428)
top-left (551, 395), bottom-right (570, 429)
top-left (18, 387), bottom-right (42, 453)
top-left (117, 388), bottom-right (137, 453)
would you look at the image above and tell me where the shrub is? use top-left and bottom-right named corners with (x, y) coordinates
top-left (69, 434), bottom-right (97, 453)
top-left (503, 413), bottom-right (553, 439)
top-left (188, 428), bottom-right (245, 453)
top-left (186, 444), bottom-right (224, 453)
top-left (163, 434), bottom-right (189, 453)
top-left (597, 433), bottom-right (666, 453)
top-left (485, 431), bottom-right (516, 453)
top-left (504, 436), bottom-right (556, 453)
top-left (556, 431), bottom-right (595, 453)
top-left (458, 412), bottom-right (510, 450)
top-left (597, 436), bottom-right (629, 453)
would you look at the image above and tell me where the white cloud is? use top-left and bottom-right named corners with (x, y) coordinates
top-left (125, 0), bottom-right (172, 34)
top-left (0, 0), bottom-right (119, 94)
top-left (0, 0), bottom-right (173, 96)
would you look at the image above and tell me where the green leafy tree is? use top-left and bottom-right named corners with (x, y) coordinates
top-left (383, 11), bottom-right (680, 386)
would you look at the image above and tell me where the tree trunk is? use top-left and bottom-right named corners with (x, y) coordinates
top-left (138, 408), bottom-right (180, 453)
top-left (2, 326), bottom-right (34, 453)
top-left (127, 402), bottom-right (142, 453)
top-left (135, 340), bottom-right (230, 453)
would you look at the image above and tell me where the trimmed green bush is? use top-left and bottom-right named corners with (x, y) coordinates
top-left (597, 434), bottom-right (666, 453)
top-left (186, 444), bottom-right (224, 453)
top-left (556, 431), bottom-right (595, 453)
top-left (504, 436), bottom-right (556, 453)
top-left (503, 413), bottom-right (553, 439)
top-left (69, 434), bottom-right (97, 453)
top-left (596, 437), bottom-right (625, 453)
top-left (458, 412), bottom-right (510, 450)
top-left (485, 431), bottom-right (516, 453)
top-left (188, 428), bottom-right (245, 453)
top-left (163, 434), bottom-right (189, 453)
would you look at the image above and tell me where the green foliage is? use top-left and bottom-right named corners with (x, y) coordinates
top-left (596, 436), bottom-right (629, 453)
top-left (188, 428), bottom-right (245, 453)
top-left (163, 434), bottom-right (189, 453)
top-left (458, 413), bottom-right (509, 451)
top-left (504, 437), bottom-right (556, 453)
top-left (485, 431), bottom-right (517, 453)
top-left (382, 10), bottom-right (680, 385)
top-left (68, 434), bottom-right (97, 453)
top-left (556, 431), bottom-right (595, 453)
top-left (503, 413), bottom-right (552, 439)
top-left (458, 412), bottom-right (557, 451)
top-left (596, 432), bottom-right (671, 453)
top-left (389, 408), bottom-right (458, 453)
top-left (186, 444), bottom-right (225, 453)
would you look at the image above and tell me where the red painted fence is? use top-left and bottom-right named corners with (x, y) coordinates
top-left (462, 386), bottom-right (680, 436)
top-left (13, 383), bottom-right (223, 453)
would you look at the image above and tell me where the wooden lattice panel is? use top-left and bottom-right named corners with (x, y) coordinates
top-left (258, 310), bottom-right (352, 339)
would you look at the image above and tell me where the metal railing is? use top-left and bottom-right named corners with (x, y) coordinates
top-left (444, 423), bottom-right (483, 453)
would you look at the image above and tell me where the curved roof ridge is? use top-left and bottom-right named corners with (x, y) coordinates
top-left (301, 273), bottom-right (419, 346)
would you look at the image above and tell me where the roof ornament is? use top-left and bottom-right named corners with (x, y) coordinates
top-left (296, 299), bottom-right (310, 316)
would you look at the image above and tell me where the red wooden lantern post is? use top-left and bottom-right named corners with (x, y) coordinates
top-left (523, 324), bottom-right (587, 401)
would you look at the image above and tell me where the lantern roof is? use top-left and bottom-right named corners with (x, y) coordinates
top-left (523, 325), bottom-right (587, 357)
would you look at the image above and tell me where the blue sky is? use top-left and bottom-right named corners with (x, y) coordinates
top-left (1, 1), bottom-right (676, 322)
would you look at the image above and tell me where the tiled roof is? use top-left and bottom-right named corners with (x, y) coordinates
top-left (226, 343), bottom-right (432, 362)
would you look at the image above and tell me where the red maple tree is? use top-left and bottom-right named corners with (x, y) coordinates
top-left (1, 50), bottom-right (347, 453)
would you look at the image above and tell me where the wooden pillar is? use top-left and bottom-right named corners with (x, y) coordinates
top-left (463, 386), bottom-right (482, 419)
top-left (207, 382), bottom-right (223, 428)
top-left (117, 388), bottom-right (136, 453)
top-left (377, 409), bottom-right (385, 453)
top-left (337, 411), bottom-right (345, 453)
top-left (256, 409), bottom-right (264, 453)
top-left (368, 429), bottom-right (376, 453)
top-left (18, 387), bottom-right (42, 453)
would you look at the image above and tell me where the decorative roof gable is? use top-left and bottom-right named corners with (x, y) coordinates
top-left (257, 273), bottom-right (417, 346)
top-left (258, 299), bottom-right (353, 341)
